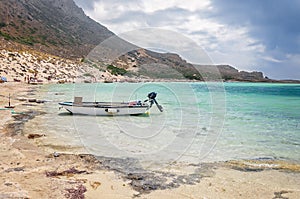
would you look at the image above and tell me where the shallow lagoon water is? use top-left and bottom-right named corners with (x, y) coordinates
top-left (26, 82), bottom-right (300, 169)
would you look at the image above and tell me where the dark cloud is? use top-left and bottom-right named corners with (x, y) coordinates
top-left (210, 0), bottom-right (300, 54)
top-left (209, 0), bottom-right (300, 79)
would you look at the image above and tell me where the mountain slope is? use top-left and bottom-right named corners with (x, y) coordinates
top-left (0, 0), bottom-right (114, 58)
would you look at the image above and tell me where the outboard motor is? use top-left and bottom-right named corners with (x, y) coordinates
top-left (145, 92), bottom-right (163, 112)
top-left (148, 92), bottom-right (157, 100)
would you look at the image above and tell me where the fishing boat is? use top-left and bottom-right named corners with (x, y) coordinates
top-left (59, 92), bottom-right (163, 116)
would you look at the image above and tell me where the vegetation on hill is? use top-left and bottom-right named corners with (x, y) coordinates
top-left (107, 65), bottom-right (127, 76)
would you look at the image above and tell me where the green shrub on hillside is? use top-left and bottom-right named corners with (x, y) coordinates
top-left (83, 73), bottom-right (94, 77)
top-left (107, 65), bottom-right (127, 76)
top-left (0, 22), bottom-right (7, 28)
top-left (0, 31), bottom-right (14, 40)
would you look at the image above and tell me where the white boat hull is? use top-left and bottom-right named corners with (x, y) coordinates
top-left (59, 102), bottom-right (149, 116)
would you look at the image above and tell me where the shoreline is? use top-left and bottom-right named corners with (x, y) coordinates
top-left (1, 48), bottom-right (300, 85)
top-left (0, 82), bottom-right (300, 198)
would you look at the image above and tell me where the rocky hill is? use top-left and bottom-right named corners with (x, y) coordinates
top-left (111, 49), bottom-right (268, 82)
top-left (0, 0), bottom-right (275, 82)
top-left (0, 0), bottom-right (113, 58)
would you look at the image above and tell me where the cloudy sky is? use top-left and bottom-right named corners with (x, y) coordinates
top-left (74, 0), bottom-right (300, 79)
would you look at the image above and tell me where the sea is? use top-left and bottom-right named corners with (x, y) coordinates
top-left (24, 82), bottom-right (300, 170)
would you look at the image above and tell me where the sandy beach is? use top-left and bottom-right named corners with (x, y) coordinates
top-left (0, 82), bottom-right (300, 199)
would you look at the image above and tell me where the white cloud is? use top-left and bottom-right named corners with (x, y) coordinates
top-left (84, 0), bottom-right (213, 34)
top-left (141, 0), bottom-right (211, 13)
top-left (262, 56), bottom-right (282, 63)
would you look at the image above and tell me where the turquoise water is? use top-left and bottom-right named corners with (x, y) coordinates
top-left (215, 83), bottom-right (300, 162)
top-left (33, 82), bottom-right (300, 168)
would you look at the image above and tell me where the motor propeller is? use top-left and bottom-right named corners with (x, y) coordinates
top-left (145, 92), bottom-right (163, 112)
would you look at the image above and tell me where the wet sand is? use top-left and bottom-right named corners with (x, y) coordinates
top-left (0, 82), bottom-right (300, 198)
